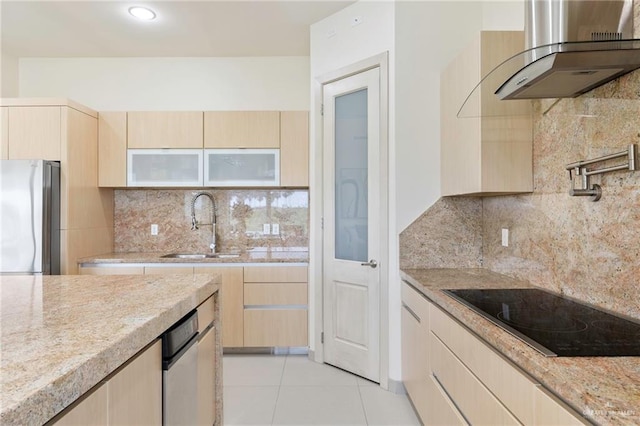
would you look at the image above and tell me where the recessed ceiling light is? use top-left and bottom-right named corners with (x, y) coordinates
top-left (128, 6), bottom-right (156, 21)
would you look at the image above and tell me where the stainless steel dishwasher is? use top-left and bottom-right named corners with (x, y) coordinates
top-left (162, 309), bottom-right (199, 426)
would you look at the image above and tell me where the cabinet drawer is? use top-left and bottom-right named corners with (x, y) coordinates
top-left (430, 332), bottom-right (521, 425)
top-left (430, 304), bottom-right (537, 424)
top-left (197, 295), bottom-right (215, 333)
top-left (533, 385), bottom-right (587, 425)
top-left (244, 310), bottom-right (307, 347)
top-left (244, 266), bottom-right (307, 283)
top-left (401, 281), bottom-right (428, 323)
top-left (427, 373), bottom-right (468, 426)
top-left (244, 283), bottom-right (307, 306)
top-left (79, 266), bottom-right (145, 275)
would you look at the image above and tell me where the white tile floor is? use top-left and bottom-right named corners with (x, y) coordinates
top-left (223, 354), bottom-right (420, 426)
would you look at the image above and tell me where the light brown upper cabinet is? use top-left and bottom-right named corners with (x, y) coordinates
top-left (98, 112), bottom-right (127, 187)
top-left (128, 112), bottom-right (204, 149)
top-left (280, 111), bottom-right (309, 187)
top-left (6, 106), bottom-right (62, 161)
top-left (204, 111), bottom-right (280, 148)
top-left (441, 31), bottom-right (533, 196)
top-left (1, 99), bottom-right (114, 274)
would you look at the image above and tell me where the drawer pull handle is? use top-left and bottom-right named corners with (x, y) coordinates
top-left (402, 303), bottom-right (421, 323)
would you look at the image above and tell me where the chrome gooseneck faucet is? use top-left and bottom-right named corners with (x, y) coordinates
top-left (190, 191), bottom-right (216, 253)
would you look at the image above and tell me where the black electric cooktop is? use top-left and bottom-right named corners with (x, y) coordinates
top-left (444, 288), bottom-right (640, 357)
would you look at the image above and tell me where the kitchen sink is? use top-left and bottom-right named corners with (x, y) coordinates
top-left (161, 253), bottom-right (240, 259)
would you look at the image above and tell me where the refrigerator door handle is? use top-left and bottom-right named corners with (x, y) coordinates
top-left (42, 164), bottom-right (52, 275)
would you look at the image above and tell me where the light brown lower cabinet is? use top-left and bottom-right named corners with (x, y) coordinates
top-left (52, 340), bottom-right (162, 426)
top-left (243, 266), bottom-right (308, 347)
top-left (78, 263), bottom-right (308, 348)
top-left (108, 340), bottom-right (162, 426)
top-left (51, 383), bottom-right (108, 426)
top-left (194, 266), bottom-right (244, 348)
top-left (400, 281), bottom-right (429, 420)
top-left (400, 281), bottom-right (587, 426)
top-left (197, 296), bottom-right (216, 426)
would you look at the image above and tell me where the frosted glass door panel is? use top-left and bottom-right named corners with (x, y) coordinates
top-left (204, 149), bottom-right (279, 187)
top-left (127, 149), bottom-right (203, 187)
top-left (335, 89), bottom-right (368, 262)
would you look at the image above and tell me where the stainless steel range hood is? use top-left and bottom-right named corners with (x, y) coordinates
top-left (495, 0), bottom-right (640, 100)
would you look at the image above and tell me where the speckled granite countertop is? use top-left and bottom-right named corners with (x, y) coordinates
top-left (0, 273), bottom-right (219, 425)
top-left (401, 268), bottom-right (640, 426)
top-left (78, 249), bottom-right (309, 265)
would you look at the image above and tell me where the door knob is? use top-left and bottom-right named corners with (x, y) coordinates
top-left (361, 259), bottom-right (378, 268)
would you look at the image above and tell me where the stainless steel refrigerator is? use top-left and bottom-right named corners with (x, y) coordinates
top-left (0, 160), bottom-right (61, 275)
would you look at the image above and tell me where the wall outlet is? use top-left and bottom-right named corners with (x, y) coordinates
top-left (151, 224), bottom-right (159, 236)
top-left (263, 223), bottom-right (271, 234)
top-left (272, 224), bottom-right (280, 235)
top-left (501, 228), bottom-right (509, 247)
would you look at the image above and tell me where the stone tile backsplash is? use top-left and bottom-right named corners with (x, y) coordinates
top-left (400, 67), bottom-right (640, 321)
top-left (115, 189), bottom-right (308, 253)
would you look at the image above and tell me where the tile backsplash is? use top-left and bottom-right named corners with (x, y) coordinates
top-left (401, 66), bottom-right (640, 321)
top-left (115, 189), bottom-right (308, 253)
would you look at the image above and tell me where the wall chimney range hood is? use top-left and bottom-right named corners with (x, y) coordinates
top-left (496, 0), bottom-right (640, 100)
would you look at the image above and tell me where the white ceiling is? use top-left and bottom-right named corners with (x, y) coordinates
top-left (1, 1), bottom-right (355, 57)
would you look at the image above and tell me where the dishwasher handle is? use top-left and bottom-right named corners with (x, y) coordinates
top-left (162, 333), bottom-right (198, 370)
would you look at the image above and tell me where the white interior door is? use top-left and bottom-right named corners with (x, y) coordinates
top-left (322, 67), bottom-right (380, 382)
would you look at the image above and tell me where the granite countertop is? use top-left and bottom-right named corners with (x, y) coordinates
top-left (401, 268), bottom-right (640, 426)
top-left (78, 249), bottom-right (309, 265)
top-left (0, 273), bottom-right (219, 425)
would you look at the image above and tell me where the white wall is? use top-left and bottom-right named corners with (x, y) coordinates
top-left (18, 57), bottom-right (309, 110)
top-left (395, 1), bottom-right (484, 233)
top-left (310, 0), bottom-right (525, 391)
top-left (1, 53), bottom-right (19, 97)
top-left (309, 0), bottom-right (397, 386)
top-left (395, 0), bottom-right (524, 233)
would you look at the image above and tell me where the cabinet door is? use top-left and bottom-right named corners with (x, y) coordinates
top-left (197, 327), bottom-right (216, 426)
top-left (204, 111), bottom-right (280, 148)
top-left (440, 31), bottom-right (532, 196)
top-left (127, 149), bottom-right (203, 187)
top-left (108, 339), bottom-right (162, 426)
top-left (280, 111), bottom-right (309, 187)
top-left (204, 148), bottom-right (279, 186)
top-left (195, 267), bottom-right (244, 347)
top-left (127, 112), bottom-right (203, 148)
top-left (1, 107), bottom-right (8, 159)
top-left (8, 106), bottom-right (61, 160)
top-left (98, 112), bottom-right (127, 187)
top-left (52, 382), bottom-right (108, 426)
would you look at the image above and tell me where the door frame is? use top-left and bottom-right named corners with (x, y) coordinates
top-left (310, 52), bottom-right (389, 389)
